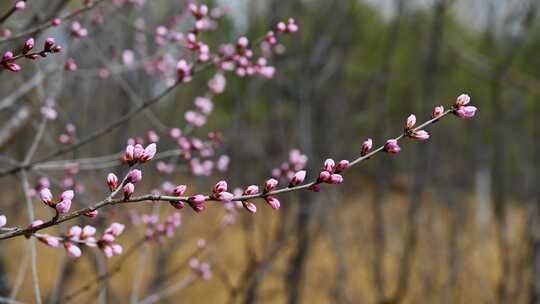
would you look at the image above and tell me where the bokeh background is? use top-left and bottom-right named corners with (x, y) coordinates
top-left (0, 0), bottom-right (539, 303)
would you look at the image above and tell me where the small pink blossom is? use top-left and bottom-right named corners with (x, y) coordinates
top-left (242, 201), bottom-right (257, 214)
top-left (39, 188), bottom-right (53, 206)
top-left (216, 191), bottom-right (234, 202)
top-left (384, 139), bottom-right (401, 154)
top-left (323, 159), bottom-right (335, 172)
top-left (141, 143), bottom-right (157, 162)
top-left (37, 234), bottom-right (59, 247)
top-left (0, 214), bottom-right (6, 228)
top-left (361, 139), bottom-right (372, 156)
top-left (176, 59), bottom-right (191, 82)
top-left (335, 160), bottom-right (349, 173)
top-left (188, 195), bottom-right (206, 213)
top-left (318, 170), bottom-right (331, 183)
top-left (264, 178), bottom-right (278, 192)
top-left (455, 94), bottom-right (470, 107)
top-left (107, 173), bottom-right (118, 191)
top-left (409, 130), bottom-right (430, 140)
top-left (127, 169), bottom-right (142, 183)
top-left (243, 185), bottom-right (259, 195)
top-left (51, 18), bottom-right (61, 26)
top-left (432, 105), bottom-right (444, 118)
top-left (123, 183), bottom-right (135, 199)
top-left (329, 174), bottom-right (344, 184)
top-left (55, 199), bottom-right (72, 214)
top-left (15, 1), bottom-right (26, 11)
top-left (265, 196), bottom-right (280, 210)
top-left (105, 223), bottom-right (125, 236)
top-left (405, 114), bottom-right (416, 129)
top-left (213, 180), bottom-right (228, 194)
top-left (455, 106), bottom-right (477, 119)
top-left (23, 38), bottom-right (34, 53)
top-left (208, 73), bottom-right (226, 94)
top-left (64, 242), bottom-right (82, 259)
top-left (289, 170), bottom-right (306, 187)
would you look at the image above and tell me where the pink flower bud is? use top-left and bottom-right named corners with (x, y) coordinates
top-left (335, 160), bottom-right (349, 173)
top-left (409, 130), bottom-right (430, 140)
top-left (455, 94), bottom-right (470, 107)
top-left (432, 105), bottom-right (444, 118)
top-left (133, 144), bottom-right (144, 160)
top-left (329, 174), bottom-right (344, 184)
top-left (242, 201), bottom-right (257, 214)
top-left (188, 195), bottom-right (206, 213)
top-left (238, 36), bottom-right (249, 48)
top-left (68, 226), bottom-right (82, 239)
top-left (106, 223), bottom-right (125, 236)
top-left (60, 190), bottom-right (74, 201)
top-left (56, 199), bottom-right (71, 214)
top-left (276, 22), bottom-right (287, 33)
top-left (101, 233), bottom-right (115, 243)
top-left (243, 185), bottom-right (259, 195)
top-left (287, 18), bottom-right (299, 33)
top-left (217, 191), bottom-right (234, 202)
top-left (405, 114), bottom-right (416, 129)
top-left (124, 144), bottom-right (135, 161)
top-left (289, 170), bottom-right (306, 186)
top-left (170, 201), bottom-right (185, 209)
top-left (265, 196), bottom-right (280, 210)
top-left (37, 234), bottom-right (59, 247)
top-left (82, 225), bottom-right (96, 238)
top-left (384, 139), bottom-right (401, 154)
top-left (44, 38), bottom-right (55, 51)
top-left (64, 242), bottom-right (82, 259)
top-left (0, 214), bottom-right (6, 228)
top-left (264, 178), bottom-right (278, 192)
top-left (2, 51), bottom-right (13, 62)
top-left (4, 62), bottom-right (20, 72)
top-left (323, 158), bottom-right (335, 172)
top-left (213, 180), bottom-right (228, 194)
top-left (64, 58), bottom-right (77, 71)
top-left (23, 38), bottom-right (34, 53)
top-left (173, 185), bottom-right (187, 196)
top-left (455, 106), bottom-right (477, 119)
top-left (127, 169), bottom-right (142, 183)
top-left (83, 210), bottom-right (98, 218)
top-left (140, 143), bottom-right (157, 162)
top-left (361, 138), bottom-right (372, 156)
top-left (111, 244), bottom-right (123, 255)
top-left (107, 173), bottom-right (118, 191)
top-left (39, 188), bottom-right (53, 206)
top-left (176, 59), bottom-right (191, 82)
top-left (318, 171), bottom-right (331, 183)
top-left (15, 1), bottom-right (25, 11)
top-left (52, 18), bottom-right (61, 26)
top-left (123, 183), bottom-right (135, 199)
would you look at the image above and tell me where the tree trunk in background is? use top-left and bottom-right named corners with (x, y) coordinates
top-left (369, 0), bottom-right (405, 301)
top-left (385, 1), bottom-right (447, 303)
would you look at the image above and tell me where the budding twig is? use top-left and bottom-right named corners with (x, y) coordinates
top-left (0, 106), bottom-right (460, 241)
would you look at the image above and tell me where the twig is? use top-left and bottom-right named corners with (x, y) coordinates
top-left (0, 0), bottom-right (107, 44)
top-left (0, 108), bottom-right (457, 241)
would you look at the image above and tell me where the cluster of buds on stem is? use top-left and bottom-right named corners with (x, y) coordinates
top-left (35, 223), bottom-right (124, 259)
top-left (123, 143), bottom-right (157, 165)
top-left (453, 94), bottom-right (477, 118)
top-left (39, 188), bottom-right (75, 214)
top-left (1, 37), bottom-right (61, 72)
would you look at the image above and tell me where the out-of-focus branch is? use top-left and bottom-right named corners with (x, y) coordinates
top-left (0, 106), bottom-right (31, 150)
